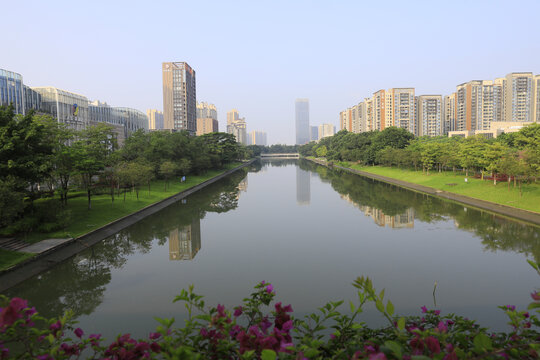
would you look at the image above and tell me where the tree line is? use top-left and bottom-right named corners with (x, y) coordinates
top-left (299, 125), bottom-right (540, 189)
top-left (0, 105), bottom-right (247, 233)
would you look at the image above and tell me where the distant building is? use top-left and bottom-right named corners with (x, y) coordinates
top-left (197, 118), bottom-right (218, 135)
top-left (162, 62), bottom-right (196, 134)
top-left (248, 130), bottom-right (267, 145)
top-left (197, 102), bottom-right (217, 120)
top-left (417, 95), bottom-right (443, 136)
top-left (226, 109), bottom-right (247, 144)
top-left (295, 99), bottom-right (310, 145)
top-left (310, 126), bottom-right (318, 141)
top-left (33, 87), bottom-right (89, 131)
top-left (196, 102), bottom-right (218, 135)
top-left (318, 123), bottom-right (335, 139)
top-left (147, 109), bottom-right (164, 129)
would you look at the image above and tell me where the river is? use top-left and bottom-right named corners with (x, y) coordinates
top-left (5, 159), bottom-right (540, 339)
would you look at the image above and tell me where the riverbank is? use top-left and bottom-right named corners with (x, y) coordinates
top-left (305, 157), bottom-right (540, 226)
top-left (0, 160), bottom-right (254, 287)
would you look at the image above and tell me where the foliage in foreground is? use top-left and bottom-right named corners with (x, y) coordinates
top-left (1, 261), bottom-right (539, 359)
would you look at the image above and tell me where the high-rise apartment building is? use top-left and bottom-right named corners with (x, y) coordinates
top-left (197, 102), bottom-right (217, 120)
top-left (196, 102), bottom-right (218, 136)
top-left (339, 108), bottom-right (351, 131)
top-left (535, 75), bottom-right (540, 122)
top-left (443, 93), bottom-right (456, 134)
top-left (505, 72), bottom-right (534, 122)
top-left (147, 109), bottom-right (164, 130)
top-left (226, 109), bottom-right (247, 144)
top-left (162, 62), bottom-right (196, 134)
top-left (295, 99), bottom-right (310, 145)
top-left (318, 123), bottom-right (335, 139)
top-left (310, 126), bottom-right (318, 141)
top-left (391, 88), bottom-right (416, 135)
top-left (227, 109), bottom-right (239, 126)
top-left (417, 95), bottom-right (443, 136)
top-left (455, 80), bottom-right (504, 131)
top-left (247, 131), bottom-right (267, 145)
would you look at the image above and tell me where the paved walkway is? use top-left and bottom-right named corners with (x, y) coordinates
top-left (0, 237), bottom-right (29, 251)
top-left (0, 237), bottom-right (72, 254)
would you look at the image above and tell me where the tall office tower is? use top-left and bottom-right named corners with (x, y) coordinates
top-left (310, 126), bottom-right (319, 141)
top-left (505, 72), bottom-right (534, 122)
top-left (33, 87), bottom-right (89, 131)
top-left (162, 62), bottom-right (196, 134)
top-left (147, 109), bottom-right (164, 129)
top-left (197, 102), bottom-right (217, 120)
top-left (248, 130), bottom-right (267, 145)
top-left (443, 93), bottom-right (457, 134)
top-left (390, 88), bottom-right (416, 135)
top-left (417, 95), bottom-right (443, 136)
top-left (168, 217), bottom-right (201, 261)
top-left (295, 99), bottom-right (310, 144)
top-left (318, 123), bottom-right (336, 139)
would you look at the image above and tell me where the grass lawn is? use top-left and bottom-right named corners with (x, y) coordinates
top-left (334, 161), bottom-right (540, 214)
top-left (0, 249), bottom-right (35, 270)
top-left (28, 162), bottom-right (242, 243)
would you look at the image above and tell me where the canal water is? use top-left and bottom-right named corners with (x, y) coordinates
top-left (5, 159), bottom-right (540, 339)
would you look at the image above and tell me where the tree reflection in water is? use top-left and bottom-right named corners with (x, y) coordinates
top-left (299, 159), bottom-right (540, 263)
top-left (5, 168), bottom-right (250, 319)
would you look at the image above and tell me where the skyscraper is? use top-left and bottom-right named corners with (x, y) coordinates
top-left (318, 123), bottom-right (336, 139)
top-left (147, 109), bottom-right (164, 129)
top-left (248, 130), bottom-right (267, 145)
top-left (162, 62), bottom-right (196, 134)
top-left (295, 99), bottom-right (310, 145)
top-left (505, 72), bottom-right (534, 122)
top-left (196, 102), bottom-right (218, 135)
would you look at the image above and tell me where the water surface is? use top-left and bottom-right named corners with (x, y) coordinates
top-left (6, 159), bottom-right (540, 338)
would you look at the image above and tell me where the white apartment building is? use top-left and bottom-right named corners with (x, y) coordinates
top-left (417, 95), bottom-right (443, 136)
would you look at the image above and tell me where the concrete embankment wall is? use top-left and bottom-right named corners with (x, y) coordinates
top-left (305, 157), bottom-right (540, 227)
top-left (0, 160), bottom-right (255, 292)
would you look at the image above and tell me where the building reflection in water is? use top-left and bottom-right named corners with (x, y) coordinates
top-left (168, 217), bottom-right (201, 260)
top-left (296, 167), bottom-right (311, 205)
top-left (340, 194), bottom-right (414, 229)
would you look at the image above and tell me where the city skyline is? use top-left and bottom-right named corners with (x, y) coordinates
top-left (2, 0), bottom-right (539, 144)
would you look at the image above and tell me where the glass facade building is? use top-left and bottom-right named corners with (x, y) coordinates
top-left (0, 69), bottom-right (24, 114)
top-left (162, 62), bottom-right (197, 134)
top-left (32, 87), bottom-right (89, 131)
top-left (295, 98), bottom-right (310, 145)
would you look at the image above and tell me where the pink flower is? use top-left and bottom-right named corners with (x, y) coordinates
top-left (74, 327), bottom-right (84, 338)
top-left (421, 306), bottom-right (428, 313)
top-left (0, 298), bottom-right (28, 328)
top-left (434, 310), bottom-right (441, 316)
top-left (149, 332), bottom-right (161, 340)
top-left (436, 321), bottom-right (448, 333)
top-left (531, 291), bottom-right (540, 301)
top-left (368, 353), bottom-right (387, 360)
top-left (234, 307), bottom-right (243, 317)
top-left (425, 336), bottom-right (441, 354)
top-left (266, 284), bottom-right (274, 294)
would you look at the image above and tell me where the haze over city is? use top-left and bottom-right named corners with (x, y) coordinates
top-left (2, 0), bottom-right (540, 144)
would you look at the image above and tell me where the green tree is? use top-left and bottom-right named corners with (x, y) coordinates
top-left (316, 145), bottom-right (328, 158)
top-left (159, 161), bottom-right (179, 190)
top-left (72, 124), bottom-right (117, 209)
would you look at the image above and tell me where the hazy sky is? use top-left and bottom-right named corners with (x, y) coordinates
top-left (3, 0), bottom-right (539, 144)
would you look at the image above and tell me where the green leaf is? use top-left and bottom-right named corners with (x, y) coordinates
top-left (411, 356), bottom-right (432, 360)
top-left (527, 259), bottom-right (539, 271)
top-left (397, 317), bottom-right (406, 331)
top-left (304, 348), bottom-right (320, 358)
top-left (473, 333), bottom-right (493, 352)
top-left (384, 340), bottom-right (402, 358)
top-left (261, 349), bottom-right (277, 360)
top-left (349, 301), bottom-right (355, 313)
top-left (386, 300), bottom-right (395, 316)
top-left (375, 300), bottom-right (385, 313)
